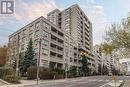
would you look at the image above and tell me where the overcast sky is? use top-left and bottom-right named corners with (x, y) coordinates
top-left (0, 0), bottom-right (130, 46)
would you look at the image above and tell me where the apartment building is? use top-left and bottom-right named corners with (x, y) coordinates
top-left (8, 16), bottom-right (65, 68)
top-left (8, 4), bottom-right (94, 70)
top-left (47, 4), bottom-right (95, 69)
top-left (93, 45), bottom-right (102, 72)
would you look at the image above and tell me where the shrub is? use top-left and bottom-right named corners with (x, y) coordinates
top-left (0, 65), bottom-right (15, 78)
top-left (52, 68), bottom-right (65, 79)
top-left (39, 70), bottom-right (54, 80)
top-left (27, 66), bottom-right (62, 80)
top-left (27, 66), bottom-right (64, 80)
top-left (3, 75), bottom-right (21, 83)
top-left (27, 66), bottom-right (37, 80)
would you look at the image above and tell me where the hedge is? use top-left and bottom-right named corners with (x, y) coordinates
top-left (27, 66), bottom-right (62, 80)
top-left (0, 65), bottom-right (21, 83)
top-left (3, 75), bottom-right (21, 83)
top-left (0, 65), bottom-right (15, 78)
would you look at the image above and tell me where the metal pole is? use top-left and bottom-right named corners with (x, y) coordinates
top-left (65, 70), bottom-right (67, 79)
top-left (101, 62), bottom-right (103, 75)
top-left (36, 38), bottom-right (41, 84)
top-left (65, 63), bottom-right (68, 79)
top-left (16, 54), bottom-right (19, 76)
top-left (16, 35), bottom-right (20, 76)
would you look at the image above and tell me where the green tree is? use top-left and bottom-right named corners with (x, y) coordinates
top-left (98, 64), bottom-right (102, 75)
top-left (102, 64), bottom-right (109, 75)
top-left (80, 55), bottom-right (89, 76)
top-left (103, 13), bottom-right (130, 58)
top-left (0, 45), bottom-right (8, 67)
top-left (69, 66), bottom-right (77, 77)
top-left (101, 43), bottom-right (113, 55)
top-left (12, 53), bottom-right (24, 70)
top-left (20, 39), bottom-right (36, 74)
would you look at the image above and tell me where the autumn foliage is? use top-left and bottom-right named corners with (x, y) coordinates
top-left (0, 45), bottom-right (8, 67)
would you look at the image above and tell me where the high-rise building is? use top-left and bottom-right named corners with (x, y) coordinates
top-left (47, 4), bottom-right (95, 69)
top-left (93, 45), bottom-right (102, 72)
top-left (8, 4), bottom-right (95, 70)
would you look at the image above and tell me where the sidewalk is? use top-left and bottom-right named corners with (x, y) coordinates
top-left (123, 80), bottom-right (130, 87)
top-left (0, 78), bottom-right (74, 87)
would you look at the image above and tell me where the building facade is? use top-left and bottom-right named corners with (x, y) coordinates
top-left (8, 4), bottom-right (95, 70)
top-left (93, 45), bottom-right (102, 72)
top-left (47, 4), bottom-right (95, 69)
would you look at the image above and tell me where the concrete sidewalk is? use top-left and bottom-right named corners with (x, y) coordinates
top-left (123, 80), bottom-right (130, 87)
top-left (0, 78), bottom-right (73, 87)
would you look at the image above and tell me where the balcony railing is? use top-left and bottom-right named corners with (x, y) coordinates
top-left (57, 49), bottom-right (64, 54)
top-left (57, 42), bottom-right (64, 47)
top-left (51, 39), bottom-right (57, 44)
top-left (51, 32), bottom-right (64, 40)
top-left (50, 47), bottom-right (57, 52)
top-left (50, 56), bottom-right (63, 63)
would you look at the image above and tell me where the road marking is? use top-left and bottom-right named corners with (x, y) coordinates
top-left (90, 79), bottom-right (97, 81)
top-left (64, 82), bottom-right (88, 87)
top-left (105, 80), bottom-right (109, 82)
top-left (98, 79), bottom-right (103, 82)
top-left (100, 81), bottom-right (111, 87)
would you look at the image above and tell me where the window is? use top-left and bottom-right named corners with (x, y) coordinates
top-left (42, 48), bottom-right (49, 56)
top-left (34, 39), bottom-right (38, 46)
top-left (21, 44), bottom-right (24, 50)
top-left (65, 49), bottom-right (69, 57)
top-left (36, 22), bottom-right (40, 29)
top-left (65, 24), bottom-right (70, 33)
top-left (30, 25), bottom-right (34, 31)
top-left (42, 39), bottom-right (49, 47)
top-left (70, 57), bottom-right (73, 62)
top-left (29, 33), bottom-right (33, 38)
top-left (23, 29), bottom-right (26, 35)
top-left (22, 37), bottom-right (25, 42)
top-left (43, 22), bottom-right (50, 30)
top-left (43, 31), bottom-right (49, 38)
top-left (70, 39), bottom-right (73, 44)
top-left (41, 59), bottom-right (48, 67)
top-left (34, 30), bottom-right (39, 37)
top-left (70, 45), bottom-right (73, 50)
top-left (65, 19), bottom-right (70, 24)
top-left (34, 48), bottom-right (38, 53)
top-left (65, 9), bottom-right (70, 15)
top-left (65, 36), bottom-right (69, 42)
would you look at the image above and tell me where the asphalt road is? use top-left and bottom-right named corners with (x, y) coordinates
top-left (24, 76), bottom-right (129, 87)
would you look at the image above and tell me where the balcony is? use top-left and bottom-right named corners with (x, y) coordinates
top-left (57, 49), bottom-right (64, 54)
top-left (51, 39), bottom-right (57, 44)
top-left (50, 47), bottom-right (57, 52)
top-left (57, 42), bottom-right (64, 47)
top-left (51, 32), bottom-right (64, 40)
top-left (50, 56), bottom-right (63, 63)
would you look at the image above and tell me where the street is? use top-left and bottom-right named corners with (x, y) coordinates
top-left (24, 76), bottom-right (130, 87)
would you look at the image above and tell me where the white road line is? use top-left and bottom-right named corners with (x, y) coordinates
top-left (100, 81), bottom-right (111, 87)
top-left (105, 80), bottom-right (109, 82)
top-left (98, 79), bottom-right (103, 82)
top-left (64, 82), bottom-right (89, 87)
top-left (90, 79), bottom-right (97, 81)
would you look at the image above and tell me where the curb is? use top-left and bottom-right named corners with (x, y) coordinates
top-left (119, 80), bottom-right (125, 87)
top-left (0, 79), bottom-right (10, 85)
